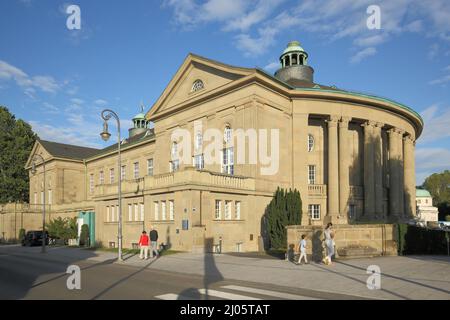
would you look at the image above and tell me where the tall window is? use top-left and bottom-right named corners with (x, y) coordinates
top-left (349, 204), bottom-right (356, 220)
top-left (106, 206), bottom-right (110, 222)
top-left (140, 203), bottom-right (145, 221)
top-left (224, 126), bottom-right (232, 143)
top-left (225, 201), bottom-right (232, 220)
top-left (161, 201), bottom-right (167, 220)
top-left (89, 174), bottom-right (94, 193)
top-left (308, 165), bottom-right (316, 185)
top-left (308, 134), bottom-right (314, 152)
top-left (99, 171), bottom-right (104, 185)
top-left (147, 159), bottom-right (154, 176)
top-left (194, 154), bottom-right (204, 170)
top-left (170, 160), bottom-right (180, 172)
top-left (222, 147), bottom-right (234, 175)
top-left (154, 202), bottom-right (159, 220)
top-left (110, 168), bottom-right (115, 184)
top-left (308, 204), bottom-right (320, 220)
top-left (195, 132), bottom-right (203, 151)
top-left (215, 200), bottom-right (221, 220)
top-left (41, 191), bottom-right (44, 205)
top-left (48, 190), bottom-right (52, 205)
top-left (134, 203), bottom-right (139, 221)
top-left (235, 201), bottom-right (241, 220)
top-left (133, 162), bottom-right (139, 179)
top-left (34, 192), bottom-right (37, 205)
top-left (111, 206), bottom-right (115, 222)
top-left (121, 165), bottom-right (126, 181)
top-left (169, 200), bottom-right (174, 221)
top-left (128, 204), bottom-right (133, 221)
top-left (170, 142), bottom-right (179, 172)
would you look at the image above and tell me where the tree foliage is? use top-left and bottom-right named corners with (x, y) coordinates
top-left (46, 217), bottom-right (78, 242)
top-left (263, 187), bottom-right (302, 250)
top-left (422, 170), bottom-right (450, 220)
top-left (0, 106), bottom-right (37, 203)
top-left (79, 224), bottom-right (90, 246)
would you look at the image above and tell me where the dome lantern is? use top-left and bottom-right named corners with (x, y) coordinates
top-left (274, 40), bottom-right (314, 85)
top-left (129, 103), bottom-right (149, 138)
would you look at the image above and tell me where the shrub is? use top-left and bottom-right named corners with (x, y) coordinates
top-left (18, 228), bottom-right (26, 241)
top-left (79, 224), bottom-right (90, 247)
top-left (397, 224), bottom-right (448, 255)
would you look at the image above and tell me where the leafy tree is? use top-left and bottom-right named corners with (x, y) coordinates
top-left (263, 187), bottom-right (302, 250)
top-left (423, 170), bottom-right (450, 220)
top-left (0, 106), bottom-right (37, 203)
top-left (46, 217), bottom-right (78, 243)
top-left (79, 224), bottom-right (90, 247)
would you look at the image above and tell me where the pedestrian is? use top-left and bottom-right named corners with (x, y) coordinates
top-left (149, 226), bottom-right (159, 258)
top-left (323, 223), bottom-right (335, 265)
top-left (296, 234), bottom-right (308, 265)
top-left (138, 230), bottom-right (149, 260)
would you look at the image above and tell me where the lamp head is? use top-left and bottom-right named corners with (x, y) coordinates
top-left (100, 121), bottom-right (111, 142)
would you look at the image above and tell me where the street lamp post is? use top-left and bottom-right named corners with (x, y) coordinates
top-left (100, 109), bottom-right (123, 262)
top-left (31, 154), bottom-right (46, 253)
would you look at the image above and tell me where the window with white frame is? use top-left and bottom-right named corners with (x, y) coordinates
top-left (225, 200), bottom-right (232, 220)
top-left (110, 168), bottom-right (115, 184)
top-left (169, 200), bottom-right (174, 221)
top-left (89, 174), bottom-right (94, 193)
top-left (161, 201), bottom-right (166, 220)
top-left (121, 165), bottom-right (126, 181)
top-left (308, 134), bottom-right (315, 152)
top-left (222, 147), bottom-right (234, 175)
top-left (195, 132), bottom-right (203, 151)
top-left (170, 160), bottom-right (179, 172)
top-left (215, 200), bottom-right (221, 220)
top-left (140, 203), bottom-right (144, 221)
top-left (308, 165), bottom-right (316, 185)
top-left (133, 162), bottom-right (139, 179)
top-left (154, 201), bottom-right (159, 220)
top-left (224, 125), bottom-right (232, 143)
top-left (111, 206), bottom-right (115, 222)
top-left (106, 206), bottom-right (110, 222)
top-left (48, 190), bottom-right (52, 205)
top-left (235, 201), bottom-right (241, 220)
top-left (128, 204), bottom-right (133, 221)
top-left (134, 203), bottom-right (139, 221)
top-left (308, 204), bottom-right (320, 220)
top-left (170, 142), bottom-right (179, 172)
top-left (99, 171), bottom-right (104, 185)
top-left (147, 159), bottom-right (154, 176)
top-left (193, 154), bottom-right (204, 170)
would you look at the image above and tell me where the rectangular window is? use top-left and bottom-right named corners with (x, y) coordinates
top-left (147, 159), bottom-right (154, 176)
top-left (41, 191), bottom-right (44, 205)
top-left (225, 200), bottom-right (232, 220)
top-left (140, 203), bottom-right (144, 221)
top-left (194, 154), bottom-right (204, 170)
top-left (48, 190), bottom-right (52, 205)
top-left (121, 165), bottom-right (126, 181)
top-left (110, 168), bottom-right (115, 184)
top-left (308, 165), bottom-right (316, 185)
top-left (154, 201), bottom-right (159, 220)
top-left (116, 205), bottom-right (119, 222)
top-left (308, 204), bottom-right (320, 220)
top-left (106, 206), bottom-right (110, 222)
top-left (169, 200), bottom-right (174, 221)
top-left (111, 206), bottom-right (115, 222)
top-left (349, 204), bottom-right (356, 220)
top-left (133, 162), bottom-right (139, 179)
top-left (215, 200), bottom-right (221, 220)
top-left (134, 204), bottom-right (139, 221)
top-left (128, 204), bottom-right (133, 221)
top-left (99, 171), bottom-right (104, 185)
top-left (170, 160), bottom-right (179, 172)
top-left (34, 192), bottom-right (37, 205)
top-left (161, 201), bottom-right (166, 220)
top-left (89, 174), bottom-right (94, 193)
top-left (235, 201), bottom-right (241, 220)
top-left (222, 148), bottom-right (234, 175)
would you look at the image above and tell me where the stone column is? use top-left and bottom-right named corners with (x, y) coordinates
top-left (363, 121), bottom-right (376, 218)
top-left (338, 117), bottom-right (351, 223)
top-left (374, 122), bottom-right (384, 218)
top-left (397, 129), bottom-right (405, 217)
top-left (327, 115), bottom-right (340, 221)
top-left (403, 134), bottom-right (415, 218)
top-left (388, 128), bottom-right (400, 218)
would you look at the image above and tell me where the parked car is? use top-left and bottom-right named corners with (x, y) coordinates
top-left (21, 231), bottom-right (49, 247)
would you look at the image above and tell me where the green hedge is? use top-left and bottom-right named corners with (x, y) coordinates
top-left (397, 224), bottom-right (449, 255)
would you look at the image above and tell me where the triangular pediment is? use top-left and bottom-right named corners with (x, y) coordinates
top-left (146, 54), bottom-right (253, 120)
top-left (25, 140), bottom-right (53, 169)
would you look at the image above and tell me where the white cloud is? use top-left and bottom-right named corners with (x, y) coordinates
top-left (42, 102), bottom-right (59, 114)
top-left (94, 99), bottom-right (108, 106)
top-left (415, 147), bottom-right (450, 184)
top-left (418, 104), bottom-right (450, 143)
top-left (350, 47), bottom-right (377, 64)
top-left (70, 98), bottom-right (84, 105)
top-left (429, 65), bottom-right (450, 85)
top-left (263, 61), bottom-right (280, 73)
top-left (0, 60), bottom-right (60, 94)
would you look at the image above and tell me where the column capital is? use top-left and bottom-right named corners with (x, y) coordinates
top-left (361, 120), bottom-right (377, 128)
top-left (339, 116), bottom-right (352, 127)
top-left (326, 115), bottom-right (340, 127)
top-left (403, 134), bottom-right (414, 144)
top-left (374, 121), bottom-right (384, 128)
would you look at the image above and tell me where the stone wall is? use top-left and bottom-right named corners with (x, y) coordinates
top-left (286, 224), bottom-right (397, 261)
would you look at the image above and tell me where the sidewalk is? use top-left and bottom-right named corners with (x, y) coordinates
top-left (113, 251), bottom-right (450, 300)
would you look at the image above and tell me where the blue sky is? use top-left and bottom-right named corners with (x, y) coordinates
top-left (0, 0), bottom-right (449, 184)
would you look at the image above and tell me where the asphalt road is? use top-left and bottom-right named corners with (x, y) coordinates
top-left (0, 245), bottom-right (367, 300)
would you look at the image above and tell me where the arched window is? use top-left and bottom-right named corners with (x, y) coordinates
top-left (191, 79), bottom-right (204, 92)
top-left (308, 134), bottom-right (314, 152)
top-left (195, 132), bottom-right (203, 150)
top-left (171, 142), bottom-right (178, 158)
top-left (224, 125), bottom-right (232, 143)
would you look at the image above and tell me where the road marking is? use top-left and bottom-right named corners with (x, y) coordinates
top-left (198, 288), bottom-right (261, 300)
top-left (155, 293), bottom-right (197, 300)
top-left (221, 285), bottom-right (320, 300)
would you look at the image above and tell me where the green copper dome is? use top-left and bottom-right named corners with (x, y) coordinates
top-left (416, 188), bottom-right (432, 197)
top-left (282, 41), bottom-right (306, 55)
top-left (133, 112), bottom-right (146, 120)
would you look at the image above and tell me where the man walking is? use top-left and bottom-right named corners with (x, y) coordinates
top-left (149, 226), bottom-right (159, 258)
top-left (138, 230), bottom-right (149, 260)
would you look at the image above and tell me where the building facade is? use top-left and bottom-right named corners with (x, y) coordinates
top-left (415, 189), bottom-right (439, 224)
top-left (21, 41), bottom-right (423, 252)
